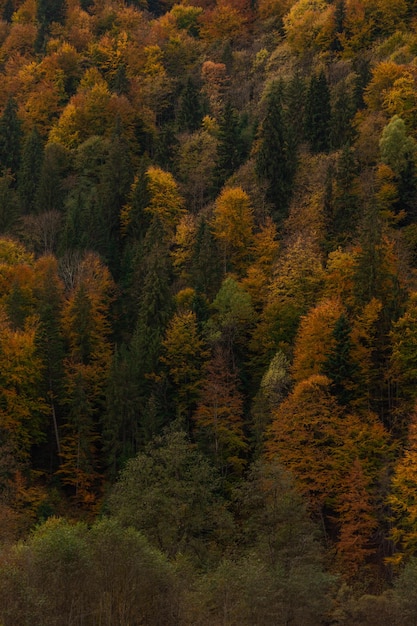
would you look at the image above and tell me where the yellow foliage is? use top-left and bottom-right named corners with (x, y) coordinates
top-left (145, 166), bottom-right (186, 233)
top-left (200, 1), bottom-right (248, 43)
top-left (283, 0), bottom-right (335, 54)
top-left (212, 186), bottom-right (255, 274)
top-left (364, 61), bottom-right (405, 112)
top-left (12, 0), bottom-right (37, 24)
top-left (388, 410), bottom-right (417, 561)
top-left (171, 213), bottom-right (197, 279)
top-left (323, 247), bottom-right (357, 307)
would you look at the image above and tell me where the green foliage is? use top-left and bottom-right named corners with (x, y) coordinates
top-left (109, 428), bottom-right (233, 564)
top-left (0, 517), bottom-right (178, 626)
top-left (305, 71), bottom-right (331, 153)
top-left (256, 82), bottom-right (297, 222)
top-left (212, 102), bottom-right (248, 193)
top-left (18, 128), bottom-right (44, 215)
top-left (187, 460), bottom-right (335, 625)
top-left (0, 98), bottom-right (22, 177)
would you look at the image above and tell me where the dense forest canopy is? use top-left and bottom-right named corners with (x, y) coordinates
top-left (3, 0), bottom-right (417, 623)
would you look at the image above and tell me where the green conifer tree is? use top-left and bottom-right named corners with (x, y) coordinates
top-left (177, 77), bottom-right (203, 133)
top-left (256, 83), bottom-right (297, 223)
top-left (305, 71), bottom-right (331, 153)
top-left (0, 97), bottom-right (22, 177)
top-left (323, 313), bottom-right (357, 406)
top-left (18, 128), bottom-right (44, 214)
top-left (212, 102), bottom-right (247, 193)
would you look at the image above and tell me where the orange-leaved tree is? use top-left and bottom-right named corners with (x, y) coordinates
top-left (193, 346), bottom-right (247, 479)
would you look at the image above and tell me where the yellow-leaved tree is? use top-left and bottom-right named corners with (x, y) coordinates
top-left (211, 186), bottom-right (255, 276)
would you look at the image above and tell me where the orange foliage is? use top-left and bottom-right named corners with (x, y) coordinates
top-left (193, 347), bottom-right (247, 476)
top-left (291, 298), bottom-right (345, 382)
top-left (199, 0), bottom-right (249, 43)
top-left (201, 60), bottom-right (228, 118)
top-left (266, 375), bottom-right (390, 514)
top-left (335, 458), bottom-right (378, 579)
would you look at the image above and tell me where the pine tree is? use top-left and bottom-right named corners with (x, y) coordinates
top-left (33, 256), bottom-right (66, 466)
top-left (332, 144), bottom-right (360, 242)
top-left (284, 72), bottom-right (307, 146)
top-left (130, 218), bottom-right (174, 441)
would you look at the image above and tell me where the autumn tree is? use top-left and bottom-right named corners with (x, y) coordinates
top-left (241, 216), bottom-right (279, 311)
top-left (0, 308), bottom-right (47, 463)
top-left (283, 0), bottom-right (335, 55)
top-left (145, 165), bottom-right (185, 237)
top-left (291, 298), bottom-right (345, 383)
top-left (334, 458), bottom-right (378, 580)
top-left (211, 186), bottom-right (255, 275)
top-left (388, 410), bottom-right (417, 564)
top-left (161, 308), bottom-right (207, 421)
top-left (253, 235), bottom-right (324, 362)
top-left (265, 375), bottom-right (389, 529)
top-left (193, 346), bottom-right (247, 478)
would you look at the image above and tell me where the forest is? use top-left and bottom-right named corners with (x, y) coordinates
top-left (2, 0), bottom-right (417, 623)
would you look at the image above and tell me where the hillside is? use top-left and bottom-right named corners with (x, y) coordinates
top-left (1, 0), bottom-right (417, 623)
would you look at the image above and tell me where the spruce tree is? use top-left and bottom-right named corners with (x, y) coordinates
top-left (177, 78), bottom-right (203, 133)
top-left (36, 142), bottom-right (69, 214)
top-left (284, 73), bottom-right (307, 147)
top-left (0, 97), bottom-right (22, 177)
top-left (323, 314), bottom-right (357, 406)
top-left (2, 0), bottom-right (14, 22)
top-left (36, 0), bottom-right (66, 52)
top-left (98, 122), bottom-right (134, 277)
top-left (330, 82), bottom-right (355, 149)
top-left (305, 71), bottom-right (331, 153)
top-left (18, 128), bottom-right (44, 214)
top-left (212, 102), bottom-right (247, 193)
top-left (256, 83), bottom-right (297, 223)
